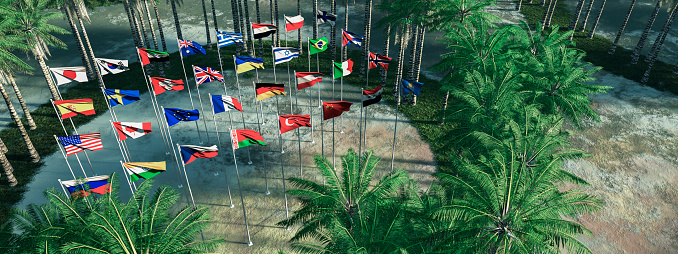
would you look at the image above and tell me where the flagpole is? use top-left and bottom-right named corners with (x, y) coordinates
top-left (109, 120), bottom-right (130, 163)
top-left (135, 49), bottom-right (172, 155)
top-left (67, 118), bottom-right (96, 175)
top-left (339, 76), bottom-right (343, 134)
top-left (275, 112), bottom-right (291, 225)
top-left (252, 81), bottom-right (270, 194)
top-left (49, 99), bottom-right (91, 177)
top-left (250, 22), bottom-right (257, 57)
top-left (160, 106), bottom-right (187, 189)
top-left (57, 179), bottom-right (70, 197)
top-left (175, 43), bottom-right (203, 144)
top-left (191, 65), bottom-right (211, 144)
top-left (307, 37), bottom-right (311, 73)
top-left (321, 100), bottom-right (324, 159)
top-left (177, 143), bottom-right (198, 209)
top-left (390, 102), bottom-right (398, 172)
top-left (208, 93), bottom-right (235, 207)
top-left (255, 69), bottom-right (265, 125)
top-left (359, 56), bottom-right (369, 161)
top-left (120, 161), bottom-right (136, 193)
top-left (228, 129), bottom-right (254, 246)
top-left (297, 123), bottom-right (303, 178)
top-left (54, 135), bottom-right (93, 209)
top-left (223, 93), bottom-right (246, 205)
top-left (232, 56), bottom-right (253, 164)
top-left (287, 57), bottom-right (293, 114)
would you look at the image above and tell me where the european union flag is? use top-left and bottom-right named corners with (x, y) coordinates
top-left (178, 39), bottom-right (207, 57)
top-left (104, 89), bottom-right (140, 106)
top-left (401, 79), bottom-right (423, 96)
top-left (164, 108), bottom-right (200, 127)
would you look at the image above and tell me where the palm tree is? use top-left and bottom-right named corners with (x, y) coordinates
top-left (0, 72), bottom-right (40, 163)
top-left (541, 0), bottom-right (554, 29)
top-left (0, 141), bottom-right (15, 186)
top-left (608, 0), bottom-right (637, 54)
top-left (577, 0), bottom-right (595, 32)
top-left (6, 175), bottom-right (222, 253)
top-left (297, 0), bottom-right (301, 53)
top-left (568, 0), bottom-right (586, 33)
top-left (274, 0), bottom-right (280, 46)
top-left (168, 0), bottom-right (183, 40)
top-left (544, 0), bottom-right (559, 28)
top-left (142, 0), bottom-right (159, 50)
top-left (380, 24), bottom-right (391, 85)
top-left (358, 0), bottom-right (373, 77)
top-left (587, 0), bottom-right (607, 38)
top-left (242, 0), bottom-right (253, 56)
top-left (123, 0), bottom-right (142, 47)
top-left (200, 0), bottom-right (211, 47)
top-left (343, 0), bottom-right (348, 61)
top-left (236, 0), bottom-right (249, 54)
top-left (0, 136), bottom-right (6, 153)
top-left (630, 0), bottom-right (662, 64)
top-left (645, 2), bottom-right (677, 62)
top-left (313, 0), bottom-right (317, 39)
top-left (71, 0), bottom-right (104, 84)
top-left (62, 4), bottom-right (94, 80)
top-left (255, 0), bottom-right (262, 54)
top-left (0, 19), bottom-right (37, 130)
top-left (230, 0), bottom-right (242, 55)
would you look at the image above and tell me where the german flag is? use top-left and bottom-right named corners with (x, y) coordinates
top-left (256, 83), bottom-right (286, 101)
top-left (53, 98), bottom-right (95, 119)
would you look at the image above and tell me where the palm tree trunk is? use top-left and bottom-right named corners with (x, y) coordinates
top-left (73, 5), bottom-right (104, 85)
top-left (569, 0), bottom-right (586, 31)
top-left (143, 0), bottom-right (159, 50)
top-left (152, 0), bottom-right (166, 51)
top-left (516, 0), bottom-right (522, 11)
top-left (440, 91), bottom-right (449, 125)
top-left (242, 0), bottom-right (253, 56)
top-left (274, 0), bottom-right (280, 46)
top-left (640, 3), bottom-right (677, 85)
top-left (330, 0), bottom-right (337, 63)
top-left (9, 76), bottom-right (36, 130)
top-left (133, 1), bottom-right (151, 49)
top-left (297, 0), bottom-right (301, 53)
top-left (343, 1), bottom-right (348, 61)
top-left (231, 0), bottom-right (242, 55)
top-left (380, 24), bottom-right (391, 85)
top-left (414, 27), bottom-right (425, 81)
top-left (237, 0), bottom-right (249, 54)
top-left (201, 0), bottom-right (212, 47)
top-left (255, 0), bottom-right (262, 54)
top-left (123, 0), bottom-right (142, 47)
top-left (0, 144), bottom-right (16, 186)
top-left (34, 50), bottom-right (61, 100)
top-left (608, 0), bottom-right (636, 54)
top-left (269, 0), bottom-right (274, 44)
top-left (407, 25), bottom-right (418, 81)
top-left (539, 0), bottom-right (545, 6)
top-left (64, 6), bottom-right (94, 80)
top-left (0, 137), bottom-right (7, 153)
top-left (129, 0), bottom-right (147, 47)
top-left (587, 0), bottom-right (606, 39)
top-left (359, 0), bottom-right (373, 77)
top-left (170, 0), bottom-right (183, 40)
top-left (541, 0), bottom-right (554, 29)
top-left (545, 0), bottom-right (559, 28)
top-left (645, 4), bottom-right (676, 62)
top-left (631, 0), bottom-right (661, 64)
top-left (313, 0), bottom-right (318, 39)
top-left (394, 23), bottom-right (409, 106)
top-left (0, 82), bottom-right (39, 163)
top-left (577, 0), bottom-right (596, 32)
top-left (211, 0), bottom-right (219, 34)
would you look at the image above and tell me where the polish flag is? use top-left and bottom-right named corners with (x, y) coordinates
top-left (285, 15), bottom-right (304, 32)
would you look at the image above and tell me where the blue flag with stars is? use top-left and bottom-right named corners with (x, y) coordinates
top-left (401, 79), bottom-right (423, 96)
top-left (178, 39), bottom-right (207, 57)
top-left (164, 108), bottom-right (200, 127)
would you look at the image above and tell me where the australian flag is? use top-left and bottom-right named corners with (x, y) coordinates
top-left (178, 39), bottom-right (207, 57)
top-left (194, 66), bottom-right (224, 85)
top-left (217, 31), bottom-right (244, 47)
top-left (164, 108), bottom-right (200, 127)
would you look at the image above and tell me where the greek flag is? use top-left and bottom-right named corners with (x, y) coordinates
top-left (217, 31), bottom-right (243, 47)
top-left (273, 47), bottom-right (300, 65)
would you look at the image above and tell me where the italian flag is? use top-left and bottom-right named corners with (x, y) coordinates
top-left (124, 161), bottom-right (166, 182)
top-left (334, 59), bottom-right (353, 79)
top-left (231, 129), bottom-right (265, 150)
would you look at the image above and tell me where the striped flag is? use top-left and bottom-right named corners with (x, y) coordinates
top-left (211, 95), bottom-right (243, 114)
top-left (217, 31), bottom-right (244, 47)
top-left (252, 23), bottom-right (277, 39)
top-left (112, 122), bottom-right (152, 141)
top-left (231, 129), bottom-right (265, 149)
top-left (179, 145), bottom-right (219, 165)
top-left (284, 15), bottom-right (304, 31)
top-left (57, 133), bottom-right (103, 156)
top-left (296, 72), bottom-right (323, 90)
top-left (273, 47), bottom-right (300, 65)
top-left (60, 175), bottom-right (111, 197)
top-left (124, 161), bottom-right (166, 182)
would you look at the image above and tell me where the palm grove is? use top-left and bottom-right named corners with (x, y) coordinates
top-left (0, 0), bottom-right (612, 252)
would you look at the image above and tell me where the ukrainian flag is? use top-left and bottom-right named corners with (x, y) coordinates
top-left (104, 89), bottom-right (140, 106)
top-left (236, 56), bottom-right (264, 74)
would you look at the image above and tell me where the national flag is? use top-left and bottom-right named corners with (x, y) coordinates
top-left (49, 67), bottom-right (88, 86)
top-left (137, 48), bottom-right (169, 65)
top-left (179, 145), bottom-right (219, 165)
top-left (230, 129), bottom-right (265, 149)
top-left (316, 10), bottom-right (336, 26)
top-left (211, 95), bottom-right (243, 114)
top-left (123, 161), bottom-right (166, 182)
top-left (296, 72), bottom-right (324, 90)
top-left (368, 52), bottom-right (392, 70)
top-left (178, 39), bottom-right (207, 57)
top-left (279, 115), bottom-right (311, 134)
top-left (235, 56), bottom-right (265, 73)
top-left (342, 30), bottom-right (364, 47)
top-left (309, 37), bottom-right (328, 55)
top-left (104, 89), bottom-right (140, 106)
top-left (362, 86), bottom-right (383, 107)
top-left (164, 108), bottom-right (200, 127)
top-left (61, 175), bottom-right (111, 197)
top-left (53, 98), bottom-right (95, 119)
top-left (194, 66), bottom-right (224, 85)
top-left (273, 47), bottom-right (300, 65)
top-left (252, 23), bottom-right (277, 39)
top-left (256, 83), bottom-right (286, 101)
top-left (95, 58), bottom-right (129, 75)
top-left (150, 77), bottom-right (185, 95)
top-left (112, 122), bottom-right (152, 141)
top-left (284, 15), bottom-right (304, 31)
top-left (57, 133), bottom-right (104, 156)
top-left (217, 31), bottom-right (244, 47)
top-left (322, 101), bottom-right (352, 120)
top-left (334, 59), bottom-right (353, 79)
top-left (401, 79), bottom-right (423, 96)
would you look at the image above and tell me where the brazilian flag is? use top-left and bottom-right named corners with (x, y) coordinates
top-left (309, 37), bottom-right (328, 55)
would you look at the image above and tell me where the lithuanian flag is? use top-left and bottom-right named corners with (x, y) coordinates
top-left (123, 161), bottom-right (166, 182)
top-left (230, 129), bottom-right (265, 149)
top-left (256, 83), bottom-right (285, 101)
top-left (53, 98), bottom-right (95, 119)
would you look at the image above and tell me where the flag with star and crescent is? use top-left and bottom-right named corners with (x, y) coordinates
top-left (279, 115), bottom-right (311, 134)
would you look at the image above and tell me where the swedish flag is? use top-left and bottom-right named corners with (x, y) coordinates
top-left (164, 108), bottom-right (200, 127)
top-left (104, 89), bottom-right (140, 106)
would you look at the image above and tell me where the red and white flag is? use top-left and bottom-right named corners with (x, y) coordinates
top-left (296, 72), bottom-right (324, 90)
top-left (279, 115), bottom-right (311, 134)
top-left (284, 15), bottom-right (304, 32)
top-left (112, 122), bottom-right (152, 141)
top-left (150, 77), bottom-right (185, 95)
top-left (368, 52), bottom-right (392, 70)
top-left (49, 67), bottom-right (88, 86)
top-left (57, 133), bottom-right (103, 156)
top-left (252, 23), bottom-right (277, 39)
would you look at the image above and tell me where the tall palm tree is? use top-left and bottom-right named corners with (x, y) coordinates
top-left (545, 0), bottom-right (559, 28)
top-left (142, 0), bottom-right (159, 50)
top-left (587, 0), bottom-right (607, 38)
top-left (0, 71), bottom-right (40, 163)
top-left (631, 0), bottom-right (662, 64)
top-left (393, 21), bottom-right (409, 105)
top-left (236, 0), bottom-right (249, 54)
top-left (0, 19), bottom-right (37, 130)
top-left (577, 0), bottom-right (595, 32)
top-left (645, 2), bottom-right (677, 62)
top-left (313, 0), bottom-right (317, 39)
top-left (358, 0), bottom-right (373, 77)
top-left (0, 136), bottom-right (6, 153)
top-left (71, 0), bottom-right (104, 84)
top-left (343, 0), bottom-right (348, 61)
top-left (123, 0), bottom-right (142, 47)
top-left (274, 0), bottom-right (279, 46)
top-left (168, 0), bottom-right (183, 40)
top-left (230, 0), bottom-right (242, 55)
top-left (608, 0), bottom-right (637, 54)
top-left (568, 0), bottom-right (587, 32)
top-left (0, 141), bottom-right (15, 186)
top-left (541, 0), bottom-right (554, 29)
top-left (297, 0), bottom-right (301, 53)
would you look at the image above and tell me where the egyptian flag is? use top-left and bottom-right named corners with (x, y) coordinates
top-left (285, 15), bottom-right (304, 32)
top-left (124, 162), bottom-right (166, 182)
top-left (252, 23), bottom-right (277, 39)
top-left (279, 115), bottom-right (311, 134)
top-left (60, 175), bottom-right (111, 198)
top-left (322, 101), bottom-right (352, 120)
top-left (49, 67), bottom-right (88, 86)
top-left (369, 52), bottom-right (392, 70)
top-left (362, 86), bottom-right (383, 107)
top-left (150, 77), bottom-right (185, 95)
top-left (137, 48), bottom-right (169, 65)
top-left (296, 72), bottom-right (323, 90)
top-left (179, 145), bottom-right (219, 165)
top-left (256, 83), bottom-right (286, 101)
top-left (231, 129), bottom-right (265, 149)
top-left (112, 122), bottom-right (152, 141)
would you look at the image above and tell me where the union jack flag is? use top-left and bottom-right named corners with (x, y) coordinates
top-left (193, 66), bottom-right (224, 85)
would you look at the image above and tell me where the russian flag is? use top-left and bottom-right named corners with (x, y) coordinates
top-left (179, 145), bottom-right (219, 165)
top-left (60, 175), bottom-right (111, 197)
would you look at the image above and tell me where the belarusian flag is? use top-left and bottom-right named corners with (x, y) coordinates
top-left (123, 161), bottom-right (166, 182)
top-left (137, 48), bottom-right (169, 65)
top-left (333, 59), bottom-right (353, 79)
top-left (230, 129), bottom-right (265, 149)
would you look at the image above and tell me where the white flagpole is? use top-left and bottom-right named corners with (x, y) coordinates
top-left (160, 106), bottom-right (186, 189)
top-left (109, 120), bottom-right (130, 163)
top-left (191, 65), bottom-right (211, 144)
top-left (176, 143), bottom-right (198, 209)
top-left (321, 100), bottom-right (324, 159)
top-left (390, 101), bottom-right (399, 172)
top-left (119, 161), bottom-right (136, 193)
top-left (175, 42), bottom-right (203, 143)
top-left (360, 56), bottom-right (369, 161)
top-left (208, 93), bottom-right (235, 207)
top-left (232, 56), bottom-right (253, 164)
top-left (53, 135), bottom-right (83, 184)
top-left (275, 113), bottom-right (291, 225)
top-left (135, 49), bottom-right (172, 155)
top-left (228, 129), bottom-right (254, 245)
top-left (57, 179), bottom-right (70, 197)
top-left (297, 122), bottom-right (303, 178)
top-left (252, 81), bottom-right (270, 194)
top-left (50, 100), bottom-right (90, 177)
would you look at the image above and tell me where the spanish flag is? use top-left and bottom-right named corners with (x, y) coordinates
top-left (235, 56), bottom-right (264, 74)
top-left (256, 83), bottom-right (286, 101)
top-left (53, 98), bottom-right (95, 119)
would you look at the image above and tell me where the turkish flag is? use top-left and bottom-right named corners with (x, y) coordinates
top-left (322, 101), bottom-right (352, 120)
top-left (279, 115), bottom-right (311, 134)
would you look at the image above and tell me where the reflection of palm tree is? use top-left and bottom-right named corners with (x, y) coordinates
top-left (152, 0), bottom-right (167, 51)
top-left (577, 0), bottom-right (595, 32)
top-left (359, 0), bottom-right (373, 77)
top-left (62, 4), bottom-right (94, 80)
top-left (200, 0), bottom-right (211, 47)
top-left (587, 0), bottom-right (607, 38)
top-left (167, 0), bottom-right (183, 40)
top-left (630, 0), bottom-right (662, 64)
top-left (608, 0), bottom-right (636, 54)
top-left (641, 2), bottom-right (677, 85)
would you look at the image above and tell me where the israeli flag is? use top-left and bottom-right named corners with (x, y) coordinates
top-left (273, 47), bottom-right (301, 65)
top-left (217, 31), bottom-right (244, 48)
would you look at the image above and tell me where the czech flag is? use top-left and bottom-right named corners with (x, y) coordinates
top-left (179, 145), bottom-right (219, 165)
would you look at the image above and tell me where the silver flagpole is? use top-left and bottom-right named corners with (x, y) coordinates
top-left (228, 129), bottom-right (254, 245)
top-left (233, 56), bottom-right (253, 164)
top-left (67, 117), bottom-right (95, 175)
top-left (255, 69), bottom-right (265, 125)
top-left (57, 179), bottom-right (70, 197)
top-left (120, 161), bottom-right (136, 193)
top-left (252, 81), bottom-right (270, 194)
top-left (191, 65), bottom-right (211, 144)
top-left (307, 37), bottom-right (311, 73)
top-left (109, 120), bottom-right (130, 163)
top-left (275, 113), bottom-right (291, 226)
top-left (99, 87), bottom-right (133, 162)
top-left (135, 49), bottom-right (172, 155)
top-left (390, 101), bottom-right (399, 172)
top-left (175, 42), bottom-right (203, 143)
top-left (160, 106), bottom-right (186, 189)
top-left (297, 122), bottom-right (303, 178)
top-left (321, 100), bottom-right (324, 158)
top-left (286, 32), bottom-right (293, 113)
top-left (359, 56), bottom-right (369, 161)
top-left (54, 135), bottom-right (93, 209)
top-left (209, 93), bottom-right (235, 207)
top-left (176, 143), bottom-right (198, 209)
top-left (339, 76), bottom-right (343, 134)
top-left (50, 100), bottom-right (89, 177)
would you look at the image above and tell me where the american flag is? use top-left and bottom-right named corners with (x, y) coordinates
top-left (57, 133), bottom-right (104, 156)
top-left (193, 66), bottom-right (224, 85)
